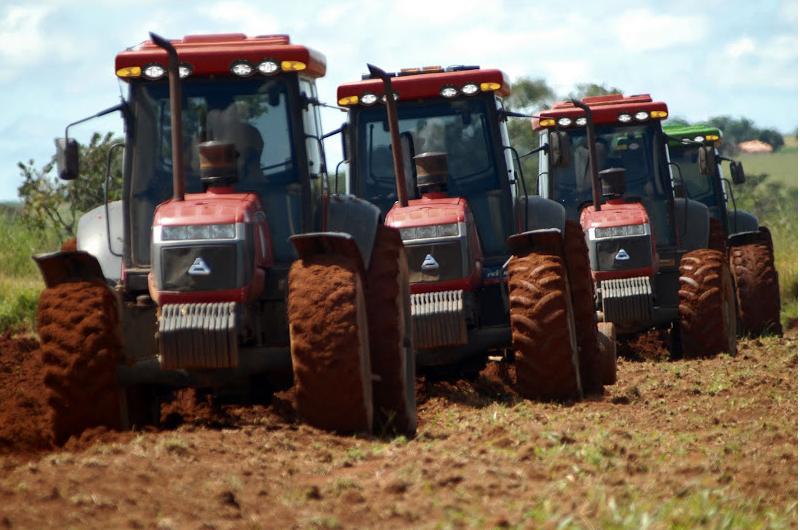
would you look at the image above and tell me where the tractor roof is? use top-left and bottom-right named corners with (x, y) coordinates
top-left (115, 33), bottom-right (326, 81)
top-left (663, 124), bottom-right (723, 147)
top-left (336, 67), bottom-right (510, 107)
top-left (534, 93), bottom-right (669, 130)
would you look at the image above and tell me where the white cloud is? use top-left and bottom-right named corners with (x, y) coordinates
top-left (613, 8), bottom-right (708, 51)
top-left (197, 1), bottom-right (281, 36)
top-left (0, 5), bottom-right (52, 80)
top-left (724, 37), bottom-right (755, 58)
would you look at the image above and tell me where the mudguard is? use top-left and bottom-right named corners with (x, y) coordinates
top-left (76, 201), bottom-right (123, 283)
top-left (33, 251), bottom-right (105, 288)
top-left (325, 194), bottom-right (382, 270)
top-left (727, 209), bottom-right (759, 237)
top-left (674, 198), bottom-right (709, 252)
top-left (507, 228), bottom-right (564, 257)
top-left (518, 196), bottom-right (566, 234)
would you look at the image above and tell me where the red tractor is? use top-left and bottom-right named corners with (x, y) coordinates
top-left (36, 33), bottom-right (415, 441)
top-left (332, 64), bottom-right (616, 398)
top-left (533, 95), bottom-right (737, 356)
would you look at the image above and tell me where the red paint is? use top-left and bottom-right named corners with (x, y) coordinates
top-left (580, 201), bottom-right (658, 280)
top-left (337, 69), bottom-right (510, 102)
top-left (116, 34), bottom-right (326, 79)
top-left (385, 196), bottom-right (466, 227)
top-left (533, 94), bottom-right (668, 129)
top-left (386, 196), bottom-right (483, 293)
top-left (153, 269), bottom-right (265, 305)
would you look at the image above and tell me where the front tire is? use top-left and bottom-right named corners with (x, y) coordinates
top-left (37, 281), bottom-right (122, 445)
top-left (366, 226), bottom-right (417, 435)
top-left (678, 249), bottom-right (737, 357)
top-left (729, 230), bottom-right (782, 336)
top-left (287, 254), bottom-right (373, 433)
top-left (508, 251), bottom-right (582, 400)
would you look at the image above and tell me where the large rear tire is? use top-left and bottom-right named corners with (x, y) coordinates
top-left (366, 226), bottom-right (416, 435)
top-left (287, 254), bottom-right (373, 433)
top-left (508, 251), bottom-right (582, 400)
top-left (678, 249), bottom-right (737, 357)
top-left (563, 220), bottom-right (602, 394)
top-left (729, 231), bottom-right (782, 336)
top-left (37, 281), bottom-right (122, 445)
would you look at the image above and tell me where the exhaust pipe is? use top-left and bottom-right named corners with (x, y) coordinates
top-left (150, 32), bottom-right (185, 202)
top-left (570, 99), bottom-right (601, 212)
top-left (366, 64), bottom-right (409, 207)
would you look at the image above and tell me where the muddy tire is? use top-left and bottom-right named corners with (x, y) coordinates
top-left (508, 251), bottom-right (581, 400)
top-left (37, 281), bottom-right (122, 445)
top-left (678, 249), bottom-right (737, 357)
top-left (729, 232), bottom-right (782, 336)
top-left (563, 220), bottom-right (602, 394)
top-left (596, 322), bottom-right (617, 385)
top-left (366, 226), bottom-right (416, 435)
top-left (288, 254), bottom-right (373, 433)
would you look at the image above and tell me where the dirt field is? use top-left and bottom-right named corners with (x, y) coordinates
top-left (0, 332), bottom-right (796, 529)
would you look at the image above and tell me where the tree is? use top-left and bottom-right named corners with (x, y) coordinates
top-left (17, 132), bottom-right (124, 238)
top-left (569, 83), bottom-right (622, 100)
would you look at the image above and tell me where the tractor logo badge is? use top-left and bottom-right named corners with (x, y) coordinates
top-left (188, 257), bottom-right (211, 276)
top-left (615, 249), bottom-right (630, 261)
top-left (421, 254), bottom-right (439, 272)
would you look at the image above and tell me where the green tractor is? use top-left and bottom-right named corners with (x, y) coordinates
top-left (664, 125), bottom-right (781, 335)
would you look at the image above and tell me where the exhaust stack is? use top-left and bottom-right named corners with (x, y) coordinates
top-left (570, 99), bottom-right (601, 212)
top-left (366, 64), bottom-right (409, 207)
top-left (150, 32), bottom-right (185, 202)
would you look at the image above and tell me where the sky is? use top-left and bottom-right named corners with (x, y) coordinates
top-left (0, 0), bottom-right (796, 201)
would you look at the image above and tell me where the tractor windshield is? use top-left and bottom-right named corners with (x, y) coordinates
top-left (550, 122), bottom-right (675, 245)
top-left (353, 96), bottom-right (512, 256)
top-left (128, 77), bottom-right (300, 265)
top-left (669, 144), bottom-right (716, 207)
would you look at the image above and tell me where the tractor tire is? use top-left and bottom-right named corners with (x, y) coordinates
top-left (36, 281), bottom-right (122, 445)
top-left (596, 322), bottom-right (617, 385)
top-left (729, 233), bottom-right (782, 336)
top-left (563, 220), bottom-right (602, 394)
top-left (678, 249), bottom-right (737, 357)
top-left (508, 251), bottom-right (582, 400)
top-left (287, 254), bottom-right (373, 433)
top-left (366, 225), bottom-right (416, 435)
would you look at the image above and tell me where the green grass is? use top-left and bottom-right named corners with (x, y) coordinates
top-left (738, 150), bottom-right (797, 187)
top-left (0, 203), bottom-right (59, 330)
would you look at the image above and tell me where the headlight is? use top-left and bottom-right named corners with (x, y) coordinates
top-left (258, 60), bottom-right (279, 74)
top-left (398, 223), bottom-right (460, 241)
top-left (142, 64), bottom-right (165, 80)
top-left (634, 111), bottom-right (648, 121)
top-left (360, 93), bottom-right (378, 105)
top-left (440, 86), bottom-right (458, 98)
top-left (461, 83), bottom-right (479, 96)
top-left (575, 117), bottom-right (587, 126)
top-left (161, 224), bottom-right (236, 241)
top-left (557, 117), bottom-right (572, 127)
top-left (178, 64), bottom-right (192, 78)
top-left (230, 61), bottom-right (253, 76)
top-left (693, 135), bottom-right (705, 143)
top-left (593, 224), bottom-right (646, 239)
top-left (618, 113), bottom-right (632, 123)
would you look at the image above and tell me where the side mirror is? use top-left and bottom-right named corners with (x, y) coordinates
top-left (55, 138), bottom-right (79, 180)
top-left (340, 123), bottom-right (350, 162)
top-left (697, 145), bottom-right (716, 177)
top-left (731, 161), bottom-right (746, 185)
top-left (547, 130), bottom-right (571, 168)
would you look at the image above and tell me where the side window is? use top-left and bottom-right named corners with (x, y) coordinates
top-left (299, 79), bottom-right (323, 178)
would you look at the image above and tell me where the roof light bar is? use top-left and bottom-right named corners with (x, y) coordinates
top-left (480, 81), bottom-right (501, 92)
top-left (461, 83), bottom-right (479, 95)
top-left (634, 111), bottom-right (649, 121)
top-left (539, 118), bottom-right (556, 127)
top-left (618, 113), bottom-right (632, 123)
top-left (650, 110), bottom-right (668, 119)
top-left (338, 95), bottom-right (359, 106)
top-left (258, 60), bottom-right (279, 74)
top-left (142, 64), bottom-right (165, 80)
top-left (360, 93), bottom-right (378, 105)
top-left (557, 117), bottom-right (572, 127)
top-left (116, 66), bottom-right (142, 78)
top-left (281, 60), bottom-right (306, 71)
top-left (440, 86), bottom-right (458, 98)
top-left (231, 61), bottom-right (254, 76)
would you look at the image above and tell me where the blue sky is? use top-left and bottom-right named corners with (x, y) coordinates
top-left (0, 0), bottom-right (796, 201)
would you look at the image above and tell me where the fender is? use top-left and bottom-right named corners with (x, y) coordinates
top-left (324, 194), bottom-right (382, 270)
top-left (727, 209), bottom-right (759, 237)
top-left (507, 228), bottom-right (564, 257)
top-left (76, 201), bottom-right (124, 283)
top-left (33, 250), bottom-right (105, 288)
top-left (674, 198), bottom-right (709, 252)
top-left (290, 232), bottom-right (366, 279)
top-left (517, 196), bottom-right (566, 234)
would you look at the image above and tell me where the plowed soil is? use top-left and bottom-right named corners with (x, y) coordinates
top-left (0, 332), bottom-right (796, 529)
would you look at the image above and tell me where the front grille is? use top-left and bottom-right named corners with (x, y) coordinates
top-left (161, 244), bottom-right (239, 291)
top-left (405, 239), bottom-right (467, 284)
top-left (591, 235), bottom-right (652, 271)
